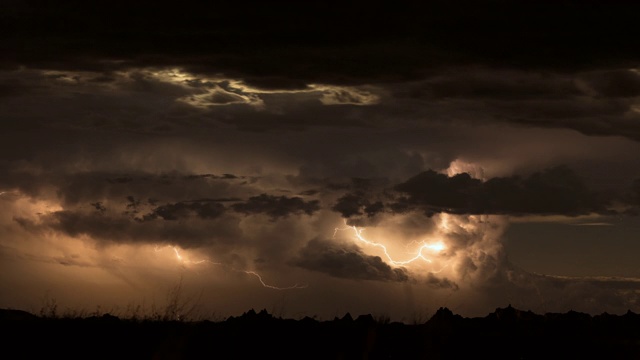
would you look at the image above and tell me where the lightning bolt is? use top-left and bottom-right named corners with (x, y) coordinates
top-left (334, 220), bottom-right (446, 267)
top-left (243, 271), bottom-right (307, 290)
top-left (171, 246), bottom-right (208, 265)
top-left (154, 245), bottom-right (307, 290)
top-left (155, 246), bottom-right (212, 265)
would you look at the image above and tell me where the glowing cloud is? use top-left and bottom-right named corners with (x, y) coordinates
top-left (334, 220), bottom-right (446, 267)
top-left (143, 68), bottom-right (380, 108)
top-left (154, 245), bottom-right (307, 290)
top-left (445, 159), bottom-right (486, 180)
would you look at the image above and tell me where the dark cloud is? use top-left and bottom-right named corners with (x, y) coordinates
top-left (331, 165), bottom-right (619, 220)
top-left (329, 177), bottom-right (396, 223)
top-left (298, 189), bottom-right (319, 196)
top-left (293, 238), bottom-right (409, 282)
top-left (397, 70), bottom-right (582, 101)
top-left (579, 70), bottom-right (640, 98)
top-left (492, 98), bottom-right (640, 140)
top-left (16, 209), bottom-right (241, 249)
top-left (331, 193), bottom-right (369, 218)
top-left (3, 2), bottom-right (640, 80)
top-left (625, 179), bottom-right (640, 215)
top-left (0, 169), bottom-right (249, 208)
top-left (378, 71), bottom-right (640, 142)
top-left (183, 173), bottom-right (239, 180)
top-left (425, 273), bottom-right (459, 291)
top-left (331, 192), bottom-right (388, 227)
top-left (394, 166), bottom-right (610, 216)
top-left (2, 2), bottom-right (640, 143)
top-left (90, 202), bottom-right (106, 213)
top-left (231, 194), bottom-right (320, 219)
top-left (3, 64), bottom-right (640, 144)
top-left (144, 201), bottom-right (225, 221)
top-left (632, 179), bottom-right (640, 205)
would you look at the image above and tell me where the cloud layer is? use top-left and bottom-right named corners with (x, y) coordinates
top-left (1, 0), bottom-right (640, 320)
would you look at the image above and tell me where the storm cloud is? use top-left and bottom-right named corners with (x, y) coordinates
top-left (394, 166), bottom-right (611, 216)
top-left (231, 194), bottom-right (320, 220)
top-left (293, 238), bottom-right (410, 282)
top-left (1, 0), bottom-right (640, 321)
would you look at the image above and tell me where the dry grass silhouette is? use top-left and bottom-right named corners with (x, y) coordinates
top-left (36, 277), bottom-right (205, 322)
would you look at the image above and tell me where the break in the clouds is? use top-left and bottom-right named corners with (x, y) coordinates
top-left (1, 1), bottom-right (640, 320)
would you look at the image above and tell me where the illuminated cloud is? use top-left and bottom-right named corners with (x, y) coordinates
top-left (314, 85), bottom-right (380, 106)
top-left (146, 68), bottom-right (379, 108)
top-left (15, 209), bottom-right (242, 249)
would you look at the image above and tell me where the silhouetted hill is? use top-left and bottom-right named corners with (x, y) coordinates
top-left (1, 306), bottom-right (639, 359)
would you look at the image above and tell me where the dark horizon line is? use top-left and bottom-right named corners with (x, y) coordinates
top-left (2, 304), bottom-right (639, 325)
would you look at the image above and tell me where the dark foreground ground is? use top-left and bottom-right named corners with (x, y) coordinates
top-left (2, 305), bottom-right (640, 359)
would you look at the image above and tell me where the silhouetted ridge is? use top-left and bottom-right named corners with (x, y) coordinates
top-left (86, 313), bottom-right (120, 322)
top-left (486, 304), bottom-right (543, 322)
top-left (0, 308), bottom-right (38, 321)
top-left (427, 307), bottom-right (461, 323)
top-left (355, 314), bottom-right (375, 325)
top-left (2, 306), bottom-right (640, 359)
top-left (336, 312), bottom-right (353, 322)
top-left (228, 308), bottom-right (275, 322)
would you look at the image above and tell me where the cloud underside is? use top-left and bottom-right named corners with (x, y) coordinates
top-left (332, 166), bottom-right (628, 221)
top-left (1, 3), bottom-right (640, 140)
top-left (394, 166), bottom-right (610, 216)
top-left (11, 180), bottom-right (322, 250)
top-left (293, 239), bottom-right (409, 282)
top-left (8, 165), bottom-right (639, 251)
top-left (2, 65), bottom-right (640, 140)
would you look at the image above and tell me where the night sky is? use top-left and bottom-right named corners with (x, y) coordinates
top-left (2, 1), bottom-right (640, 321)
